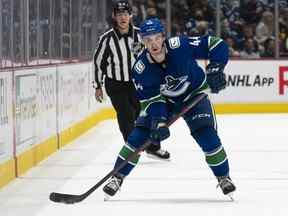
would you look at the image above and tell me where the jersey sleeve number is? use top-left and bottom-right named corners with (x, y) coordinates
top-left (188, 37), bottom-right (201, 46)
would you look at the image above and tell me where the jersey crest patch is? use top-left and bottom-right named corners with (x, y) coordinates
top-left (135, 60), bottom-right (145, 74)
top-left (168, 37), bottom-right (180, 49)
top-left (160, 75), bottom-right (190, 97)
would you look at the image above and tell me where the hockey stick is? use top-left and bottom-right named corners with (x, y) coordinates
top-left (49, 93), bottom-right (207, 204)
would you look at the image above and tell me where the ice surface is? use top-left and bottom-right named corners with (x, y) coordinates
top-left (1, 114), bottom-right (288, 216)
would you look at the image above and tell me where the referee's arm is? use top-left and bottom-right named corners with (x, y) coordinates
top-left (93, 35), bottom-right (108, 89)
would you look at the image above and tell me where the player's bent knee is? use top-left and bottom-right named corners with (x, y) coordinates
top-left (191, 126), bottom-right (222, 152)
top-left (183, 97), bottom-right (216, 133)
top-left (127, 127), bottom-right (150, 149)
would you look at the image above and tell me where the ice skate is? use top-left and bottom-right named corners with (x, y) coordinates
top-left (103, 175), bottom-right (123, 201)
top-left (146, 148), bottom-right (170, 161)
top-left (217, 176), bottom-right (236, 200)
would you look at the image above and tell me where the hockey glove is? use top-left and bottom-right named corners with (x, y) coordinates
top-left (206, 62), bottom-right (227, 93)
top-left (150, 117), bottom-right (170, 144)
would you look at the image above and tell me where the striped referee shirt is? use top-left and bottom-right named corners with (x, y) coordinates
top-left (93, 25), bottom-right (141, 88)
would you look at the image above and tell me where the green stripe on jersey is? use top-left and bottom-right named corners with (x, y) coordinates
top-left (140, 94), bottom-right (166, 116)
top-left (208, 36), bottom-right (223, 51)
top-left (205, 146), bottom-right (227, 166)
top-left (119, 145), bottom-right (140, 164)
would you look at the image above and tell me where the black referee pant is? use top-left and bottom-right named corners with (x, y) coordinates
top-left (105, 78), bottom-right (160, 152)
top-left (105, 78), bottom-right (139, 142)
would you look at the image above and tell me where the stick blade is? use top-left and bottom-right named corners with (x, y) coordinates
top-left (49, 192), bottom-right (84, 204)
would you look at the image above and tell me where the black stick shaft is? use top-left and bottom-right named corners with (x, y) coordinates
top-left (49, 93), bottom-right (206, 204)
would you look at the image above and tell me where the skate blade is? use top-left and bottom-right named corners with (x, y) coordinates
top-left (146, 153), bottom-right (171, 161)
top-left (104, 193), bottom-right (112, 201)
top-left (226, 192), bottom-right (235, 201)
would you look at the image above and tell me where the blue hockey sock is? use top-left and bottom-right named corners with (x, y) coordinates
top-left (114, 127), bottom-right (150, 177)
top-left (192, 127), bottom-right (229, 177)
top-left (114, 143), bottom-right (140, 176)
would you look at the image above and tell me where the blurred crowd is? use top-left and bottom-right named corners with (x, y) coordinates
top-left (131, 0), bottom-right (288, 58)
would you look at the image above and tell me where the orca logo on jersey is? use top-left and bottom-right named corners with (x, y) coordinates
top-left (161, 75), bottom-right (190, 97)
top-left (169, 37), bottom-right (180, 49)
top-left (165, 76), bottom-right (184, 90)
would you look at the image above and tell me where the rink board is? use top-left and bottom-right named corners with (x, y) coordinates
top-left (0, 71), bottom-right (14, 188)
top-left (58, 108), bottom-right (116, 148)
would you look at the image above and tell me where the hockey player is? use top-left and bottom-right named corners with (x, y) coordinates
top-left (103, 17), bottom-right (236, 200)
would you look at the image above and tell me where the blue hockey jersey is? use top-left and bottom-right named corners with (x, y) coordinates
top-left (132, 35), bottom-right (228, 119)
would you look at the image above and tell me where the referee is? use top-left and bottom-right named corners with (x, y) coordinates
top-left (93, 0), bottom-right (170, 160)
